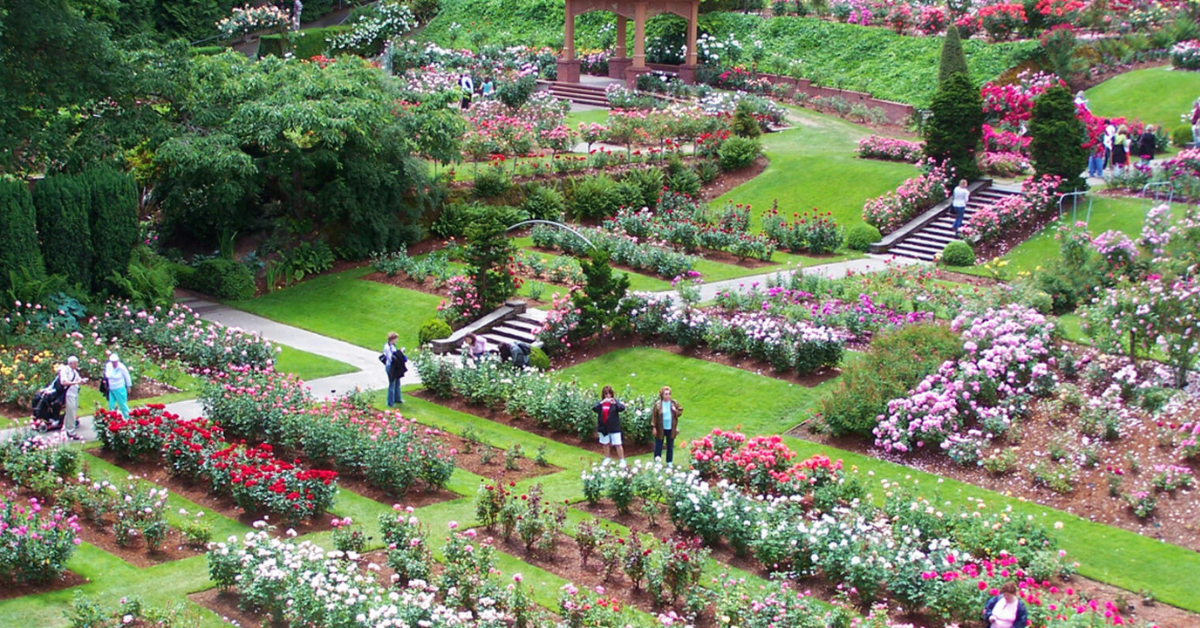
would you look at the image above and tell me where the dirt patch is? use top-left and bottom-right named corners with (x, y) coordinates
top-left (74, 517), bottom-right (202, 568)
top-left (409, 390), bottom-right (655, 458)
top-left (438, 428), bottom-right (563, 485)
top-left (699, 155), bottom-right (770, 201)
top-left (0, 570), bottom-right (88, 601)
top-left (335, 475), bottom-right (462, 511)
top-left (89, 449), bottom-right (335, 536)
top-left (189, 589), bottom-right (267, 628)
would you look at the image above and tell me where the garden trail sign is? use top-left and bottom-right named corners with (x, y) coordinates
top-left (558, 0), bottom-right (702, 86)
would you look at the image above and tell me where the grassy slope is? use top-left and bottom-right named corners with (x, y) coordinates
top-left (229, 268), bottom-right (443, 351)
top-left (1085, 66), bottom-right (1200, 133)
top-left (274, 344), bottom-right (358, 380)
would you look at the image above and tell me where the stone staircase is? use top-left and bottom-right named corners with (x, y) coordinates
top-left (429, 300), bottom-right (548, 356)
top-left (539, 81), bottom-right (610, 108)
top-left (872, 181), bottom-right (1022, 262)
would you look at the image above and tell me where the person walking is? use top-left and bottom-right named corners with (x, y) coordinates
top-left (951, 179), bottom-right (970, 238)
top-left (459, 73), bottom-right (474, 111)
top-left (593, 385), bottom-right (625, 462)
top-left (105, 353), bottom-right (132, 417)
top-left (1112, 125), bottom-right (1129, 173)
top-left (1087, 142), bottom-right (1106, 179)
top-left (383, 331), bottom-right (407, 407)
top-left (482, 77), bottom-right (495, 100)
top-left (58, 356), bottom-right (85, 438)
top-left (1191, 99), bottom-right (1200, 145)
top-left (1137, 125), bottom-right (1157, 166)
top-left (651, 386), bottom-right (683, 464)
top-left (1102, 121), bottom-right (1116, 170)
top-left (462, 333), bottom-right (487, 363)
top-left (498, 340), bottom-right (532, 369)
top-left (983, 582), bottom-right (1028, 628)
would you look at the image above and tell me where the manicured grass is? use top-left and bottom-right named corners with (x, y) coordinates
top-left (1085, 66), bottom-right (1200, 133)
top-left (274, 344), bottom-right (358, 380)
top-left (563, 108), bottom-right (610, 128)
top-left (714, 106), bottom-right (916, 232)
top-left (229, 268), bottom-right (443, 351)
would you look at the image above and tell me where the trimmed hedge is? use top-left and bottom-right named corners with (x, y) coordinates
top-left (845, 224), bottom-right (882, 252)
top-left (185, 259), bottom-right (256, 301)
top-left (87, 167), bottom-right (139, 294)
top-left (0, 179), bottom-right (46, 294)
top-left (33, 174), bottom-right (93, 289)
top-left (259, 26), bottom-right (352, 59)
top-left (942, 240), bottom-right (976, 266)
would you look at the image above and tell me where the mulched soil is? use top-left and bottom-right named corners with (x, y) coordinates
top-left (547, 332), bottom-right (842, 389)
top-left (698, 155), bottom-right (769, 201)
top-left (0, 571), bottom-right (88, 602)
top-left (438, 428), bottom-right (562, 484)
top-left (409, 390), bottom-right (655, 458)
top-left (90, 449), bottom-right (335, 537)
top-left (791, 402), bottom-right (1200, 553)
top-left (189, 589), bottom-right (267, 628)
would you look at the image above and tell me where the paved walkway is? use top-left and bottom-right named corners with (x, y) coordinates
top-left (1, 254), bottom-right (923, 444)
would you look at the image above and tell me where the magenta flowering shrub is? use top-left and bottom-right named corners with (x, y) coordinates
top-left (977, 151), bottom-right (1030, 177)
top-left (536, 291), bottom-right (581, 355)
top-left (437, 275), bottom-right (483, 328)
top-left (0, 494), bottom-right (81, 585)
top-left (982, 124), bottom-right (1031, 154)
top-left (916, 5), bottom-right (948, 34)
top-left (862, 160), bottom-right (953, 234)
top-left (856, 135), bottom-right (924, 163)
top-left (874, 305), bottom-right (1057, 460)
top-left (961, 175), bottom-right (1061, 244)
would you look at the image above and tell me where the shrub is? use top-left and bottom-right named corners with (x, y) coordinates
top-left (1173, 125), bottom-right (1193, 148)
top-left (33, 174), bottom-right (93, 290)
top-left (0, 179), bottom-right (46, 295)
top-left (418, 318), bottom-right (453, 346)
top-left (938, 25), bottom-right (969, 82)
top-left (820, 323), bottom-right (964, 437)
top-left (846, 224), bottom-right (882, 251)
top-left (87, 166), bottom-right (139, 294)
top-left (200, 367), bottom-right (311, 443)
top-left (522, 184), bottom-right (565, 220)
top-left (0, 496), bottom-right (79, 586)
top-left (571, 174), bottom-right (621, 219)
top-left (528, 346), bottom-right (550, 370)
top-left (718, 136), bottom-right (763, 171)
top-left (941, 240), bottom-right (976, 266)
top-left (620, 167), bottom-right (665, 209)
top-left (613, 181), bottom-right (645, 210)
top-left (731, 100), bottom-right (763, 138)
top-left (666, 168), bottom-right (703, 196)
top-left (1171, 39), bottom-right (1200, 70)
top-left (1029, 86), bottom-right (1088, 191)
top-left (472, 167), bottom-right (513, 199)
top-left (188, 258), bottom-right (255, 301)
top-left (924, 73), bottom-right (983, 180)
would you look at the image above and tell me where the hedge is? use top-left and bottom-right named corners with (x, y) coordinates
top-left (87, 167), bottom-right (139, 294)
top-left (0, 179), bottom-right (45, 294)
top-left (258, 26), bottom-right (352, 59)
top-left (33, 174), bottom-right (93, 290)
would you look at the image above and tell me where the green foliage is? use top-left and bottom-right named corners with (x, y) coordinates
top-left (86, 166), bottom-right (139, 294)
top-left (259, 26), bottom-right (352, 59)
top-left (941, 240), bottom-right (976, 266)
top-left (667, 167), bottom-right (703, 196)
top-left (1174, 125), bottom-right (1194, 148)
top-left (497, 73), bottom-right (539, 109)
top-left (33, 174), bottom-right (92, 290)
top-left (621, 167), bottom-right (665, 209)
top-left (0, 179), bottom-right (46, 296)
top-left (432, 202), bottom-right (525, 239)
top-left (845, 223), bottom-right (882, 251)
top-left (570, 174), bottom-right (622, 219)
top-left (521, 184), bottom-right (566, 220)
top-left (572, 249), bottom-right (631, 339)
top-left (528, 345), bottom-right (550, 370)
top-left (186, 258), bottom-right (255, 301)
top-left (924, 73), bottom-right (984, 180)
top-left (418, 318), bottom-right (453, 346)
top-left (465, 208), bottom-right (518, 311)
top-left (1030, 86), bottom-right (1088, 192)
top-left (107, 246), bottom-right (177, 309)
top-left (473, 167), bottom-right (513, 199)
top-left (718, 136), bottom-right (763, 171)
top-left (938, 25), bottom-right (970, 83)
top-left (731, 100), bottom-right (763, 138)
top-left (820, 323), bottom-right (964, 437)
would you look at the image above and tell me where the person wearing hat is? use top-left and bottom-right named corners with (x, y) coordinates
top-left (105, 353), bottom-right (132, 416)
top-left (58, 356), bottom-right (85, 437)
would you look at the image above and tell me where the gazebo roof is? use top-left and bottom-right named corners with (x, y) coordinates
top-left (567, 0), bottom-right (701, 20)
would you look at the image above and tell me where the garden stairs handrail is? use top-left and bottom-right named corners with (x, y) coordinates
top-left (869, 179), bottom-right (993, 255)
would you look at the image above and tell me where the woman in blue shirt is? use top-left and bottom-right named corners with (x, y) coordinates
top-left (650, 386), bottom-right (683, 463)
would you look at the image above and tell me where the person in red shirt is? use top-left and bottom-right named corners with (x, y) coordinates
top-left (593, 385), bottom-right (626, 462)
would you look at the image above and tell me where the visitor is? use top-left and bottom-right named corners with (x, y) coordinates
top-left (105, 353), bottom-right (132, 417)
top-left (459, 73), bottom-right (474, 111)
top-left (58, 356), bottom-right (84, 438)
top-left (1073, 90), bottom-right (1088, 109)
top-left (651, 386), bottom-right (683, 464)
top-left (951, 179), bottom-right (970, 238)
top-left (498, 340), bottom-right (532, 369)
top-left (1102, 120), bottom-right (1116, 170)
top-left (482, 77), bottom-right (495, 100)
top-left (983, 582), bottom-right (1028, 628)
top-left (1112, 125), bottom-right (1129, 173)
top-left (1191, 98), bottom-right (1200, 145)
top-left (1087, 143), bottom-right (1106, 179)
top-left (1137, 125), bottom-right (1157, 166)
top-left (383, 331), bottom-right (407, 407)
top-left (593, 385), bottom-right (625, 462)
top-left (462, 333), bottom-right (487, 363)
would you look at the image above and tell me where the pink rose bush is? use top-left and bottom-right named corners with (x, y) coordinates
top-left (856, 135), bottom-right (924, 163)
top-left (961, 175), bottom-right (1061, 244)
top-left (977, 151), bottom-right (1031, 177)
top-left (0, 495), bottom-right (81, 586)
top-left (863, 160), bottom-right (953, 234)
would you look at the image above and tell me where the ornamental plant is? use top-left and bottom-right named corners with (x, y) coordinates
top-left (863, 160), bottom-right (953, 234)
top-left (856, 135), bottom-right (924, 163)
top-left (1029, 86), bottom-right (1088, 191)
top-left (761, 207), bottom-right (842, 254)
top-left (0, 494), bottom-right (80, 585)
top-left (379, 506), bottom-right (433, 586)
top-left (215, 443), bottom-right (338, 524)
top-left (978, 3), bottom-right (1027, 41)
top-left (216, 4), bottom-right (290, 41)
top-left (199, 365), bottom-right (310, 443)
top-left (926, 73), bottom-right (984, 181)
top-left (93, 405), bottom-right (174, 461)
top-left (1172, 40), bottom-right (1200, 70)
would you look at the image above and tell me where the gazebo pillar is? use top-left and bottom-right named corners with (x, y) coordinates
top-left (679, 0), bottom-right (699, 84)
top-left (609, 15), bottom-right (631, 79)
top-left (625, 1), bottom-right (650, 88)
top-left (557, 0), bottom-right (581, 82)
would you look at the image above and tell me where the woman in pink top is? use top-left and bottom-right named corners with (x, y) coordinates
top-left (983, 582), bottom-right (1027, 628)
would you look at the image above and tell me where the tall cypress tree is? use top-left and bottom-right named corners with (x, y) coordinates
top-left (87, 166), bottom-right (139, 293)
top-left (572, 249), bottom-right (631, 339)
top-left (1030, 86), bottom-right (1089, 192)
top-left (0, 179), bottom-right (47, 295)
top-left (33, 174), bottom-right (93, 290)
top-left (925, 73), bottom-right (984, 181)
top-left (938, 25), bottom-right (970, 83)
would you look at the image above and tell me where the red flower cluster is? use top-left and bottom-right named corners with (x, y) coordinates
top-left (94, 405), bottom-right (172, 461)
top-left (688, 428), bottom-right (845, 496)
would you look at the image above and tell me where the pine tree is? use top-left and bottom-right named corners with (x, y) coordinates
top-left (1030, 86), bottom-right (1089, 192)
top-left (87, 166), bottom-right (139, 294)
top-left (465, 208), bottom-right (518, 312)
top-left (924, 73), bottom-right (984, 181)
top-left (33, 173), bottom-right (93, 290)
top-left (0, 179), bottom-right (46, 295)
top-left (938, 25), bottom-right (970, 83)
top-left (572, 249), bottom-right (631, 339)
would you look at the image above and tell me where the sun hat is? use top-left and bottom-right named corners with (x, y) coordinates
top-left (109, 353), bottom-right (119, 362)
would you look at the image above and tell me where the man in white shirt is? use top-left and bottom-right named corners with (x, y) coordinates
top-left (58, 356), bottom-right (85, 437)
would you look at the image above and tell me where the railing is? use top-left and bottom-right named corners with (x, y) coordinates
top-left (1057, 191), bottom-right (1092, 224)
top-left (506, 220), bottom-right (596, 250)
top-left (1141, 182), bottom-right (1175, 212)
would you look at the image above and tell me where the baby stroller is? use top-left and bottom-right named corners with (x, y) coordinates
top-left (31, 378), bottom-right (67, 432)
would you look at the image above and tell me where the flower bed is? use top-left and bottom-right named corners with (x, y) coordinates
top-left (620, 292), bottom-right (845, 376)
top-left (862, 160), bottom-right (953, 234)
top-left (688, 428), bottom-right (845, 496)
top-left (199, 365), bottom-right (310, 443)
top-left (531, 223), bottom-right (697, 280)
top-left (413, 352), bottom-right (657, 444)
top-left (760, 207), bottom-right (842, 254)
top-left (856, 134), bottom-right (924, 163)
top-left (90, 301), bottom-right (277, 371)
top-left (977, 150), bottom-right (1031, 177)
top-left (603, 196), bottom-right (775, 262)
top-left (961, 175), bottom-right (1061, 243)
top-left (1170, 39), bottom-right (1200, 70)
top-left (0, 494), bottom-right (80, 586)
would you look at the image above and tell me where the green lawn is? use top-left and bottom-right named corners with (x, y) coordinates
top-left (715, 106), bottom-right (916, 231)
top-left (229, 268), bottom-right (443, 351)
top-left (563, 107), bottom-right (610, 127)
top-left (274, 344), bottom-right (358, 380)
top-left (1085, 66), bottom-right (1200, 133)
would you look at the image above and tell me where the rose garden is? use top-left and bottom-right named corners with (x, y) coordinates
top-left (3, 1), bottom-right (1200, 627)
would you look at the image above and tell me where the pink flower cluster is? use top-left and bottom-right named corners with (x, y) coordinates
top-left (863, 160), bottom-right (953, 234)
top-left (856, 135), bottom-right (924, 163)
top-left (961, 175), bottom-right (1060, 243)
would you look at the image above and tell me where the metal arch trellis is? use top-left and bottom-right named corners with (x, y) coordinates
top-left (505, 220), bottom-right (597, 250)
top-left (1140, 182), bottom-right (1175, 213)
top-left (1057, 191), bottom-right (1092, 225)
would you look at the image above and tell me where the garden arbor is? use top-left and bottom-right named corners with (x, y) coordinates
top-left (557, 0), bottom-right (702, 87)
